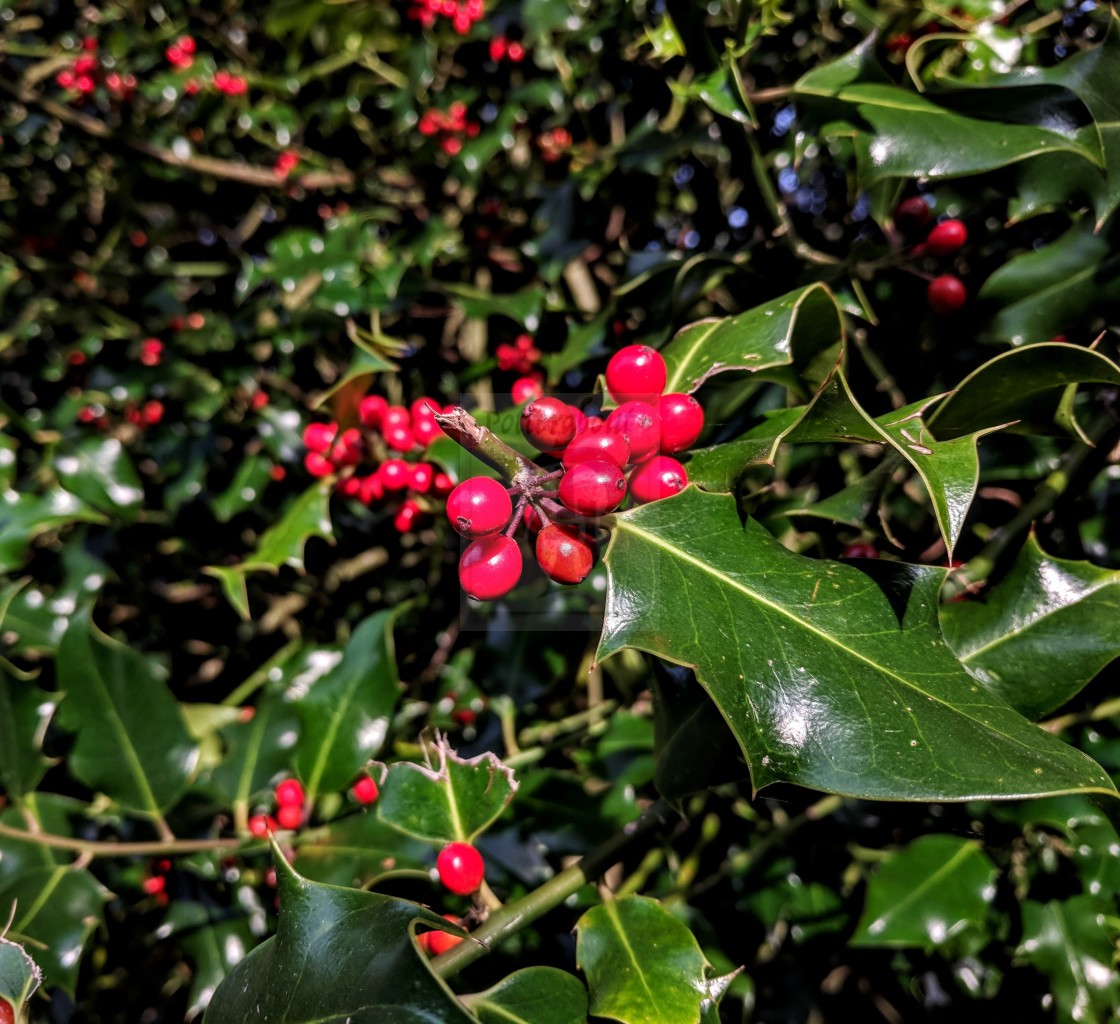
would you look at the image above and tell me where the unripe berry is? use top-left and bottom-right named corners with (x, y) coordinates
top-left (359, 395), bottom-right (388, 428)
top-left (657, 393), bottom-right (704, 453)
top-left (436, 841), bottom-right (485, 895)
top-left (562, 428), bottom-right (630, 470)
top-left (379, 459), bottom-right (410, 491)
top-left (559, 460), bottom-right (626, 516)
top-left (925, 219), bottom-right (967, 256)
top-left (351, 775), bottom-right (379, 805)
top-left (521, 397), bottom-right (577, 452)
top-left (606, 344), bottom-right (667, 403)
top-left (447, 477), bottom-right (512, 537)
top-left (927, 274), bottom-right (967, 314)
top-left (459, 535), bottom-right (522, 600)
top-left (274, 779), bottom-right (304, 807)
top-left (276, 804), bottom-right (302, 830)
top-left (606, 401), bottom-right (661, 462)
top-left (629, 456), bottom-right (688, 504)
top-left (536, 525), bottom-right (595, 584)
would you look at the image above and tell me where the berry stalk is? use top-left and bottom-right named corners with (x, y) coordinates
top-left (434, 406), bottom-right (548, 488)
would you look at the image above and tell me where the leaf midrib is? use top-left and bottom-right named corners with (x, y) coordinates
top-left (601, 900), bottom-right (660, 1013)
top-left (867, 842), bottom-right (980, 939)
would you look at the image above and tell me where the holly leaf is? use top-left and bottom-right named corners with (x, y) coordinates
top-left (53, 437), bottom-right (145, 521)
top-left (941, 534), bottom-right (1120, 719)
top-left (0, 667), bottom-right (56, 798)
top-left (378, 738), bottom-right (519, 844)
top-left (1016, 897), bottom-right (1120, 1024)
top-left (295, 810), bottom-right (430, 887)
top-left (851, 835), bottom-right (997, 953)
top-left (928, 342), bottom-right (1120, 439)
top-left (293, 610), bottom-right (402, 801)
top-left (461, 967), bottom-right (589, 1024)
top-left (0, 490), bottom-right (106, 575)
top-left (660, 284), bottom-right (843, 396)
top-left (202, 848), bottom-right (473, 1023)
top-left (56, 609), bottom-right (199, 818)
top-left (0, 937), bottom-right (41, 1009)
top-left (597, 488), bottom-right (1118, 803)
top-left (179, 915), bottom-right (256, 1023)
top-left (0, 796), bottom-right (85, 889)
top-left (575, 895), bottom-right (714, 1024)
top-left (0, 866), bottom-right (107, 997)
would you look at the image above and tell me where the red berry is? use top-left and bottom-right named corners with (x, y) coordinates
top-left (331, 427), bottom-right (365, 466)
top-left (418, 915), bottom-right (464, 956)
top-left (629, 456), bottom-right (688, 504)
top-left (276, 804), bottom-right (302, 830)
top-left (359, 395), bottom-right (388, 428)
top-left (432, 472), bottom-right (455, 497)
top-left (925, 219), bottom-right (967, 256)
top-left (275, 779), bottom-right (304, 807)
top-left (303, 421), bottom-right (338, 454)
top-left (304, 451), bottom-right (334, 478)
top-left (409, 463), bottom-right (434, 493)
top-left (511, 375), bottom-right (544, 404)
top-left (379, 459), bottom-right (410, 491)
top-left (520, 398), bottom-right (577, 452)
top-left (927, 274), bottom-right (967, 314)
top-left (893, 196), bottom-right (931, 229)
top-left (840, 542), bottom-right (880, 559)
top-left (248, 814), bottom-right (277, 837)
top-left (412, 417), bottom-right (443, 448)
top-left (383, 405), bottom-right (411, 430)
top-left (522, 503), bottom-right (543, 534)
top-left (436, 841), bottom-right (485, 895)
top-left (459, 535), bottom-right (522, 600)
top-left (384, 424), bottom-right (416, 452)
top-left (141, 400), bottom-right (164, 426)
top-left (394, 498), bottom-right (423, 533)
top-left (338, 476), bottom-right (363, 499)
top-left (606, 344), bottom-right (667, 404)
top-left (359, 473), bottom-right (384, 504)
top-left (559, 460), bottom-right (626, 516)
top-left (142, 875), bottom-right (167, 896)
top-left (562, 428), bottom-right (630, 470)
top-left (606, 401), bottom-right (661, 462)
top-left (536, 525), bottom-right (595, 584)
top-left (657, 393), bottom-right (704, 453)
top-left (351, 775), bottom-right (379, 805)
top-left (411, 397), bottom-right (439, 422)
top-left (447, 477), bottom-right (512, 537)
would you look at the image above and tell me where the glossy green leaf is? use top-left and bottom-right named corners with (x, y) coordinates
top-left (941, 534), bottom-right (1120, 719)
top-left (928, 342), bottom-right (1120, 439)
top-left (445, 282), bottom-right (546, 327)
top-left (209, 692), bottom-right (301, 811)
top-left (202, 849), bottom-right (472, 1023)
top-left (0, 937), bottom-right (41, 1009)
top-left (0, 866), bottom-right (107, 997)
top-left (978, 221), bottom-right (1120, 346)
top-left (53, 437), bottom-right (145, 520)
top-left (660, 284), bottom-right (843, 396)
top-left (745, 865), bottom-right (846, 942)
top-left (461, 967), bottom-right (589, 1024)
top-left (0, 668), bottom-right (56, 798)
top-left (378, 739), bottom-right (519, 844)
top-left (205, 481), bottom-right (334, 619)
top-left (684, 408), bottom-right (803, 492)
top-left (1016, 897), bottom-right (1120, 1023)
top-left (597, 488), bottom-right (1118, 803)
top-left (540, 313), bottom-right (611, 383)
top-left (311, 346), bottom-right (398, 411)
top-left (575, 895), bottom-right (712, 1024)
top-left (0, 490), bottom-right (106, 575)
top-left (0, 796), bottom-right (83, 889)
top-left (851, 835), bottom-right (997, 952)
top-left (56, 610), bottom-right (199, 817)
top-left (294, 610), bottom-right (401, 800)
top-left (180, 916), bottom-right (256, 1023)
top-left (295, 809), bottom-right (430, 887)
top-left (211, 457), bottom-right (277, 522)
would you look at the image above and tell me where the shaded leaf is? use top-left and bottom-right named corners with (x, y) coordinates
top-left (0, 490), bottom-right (106, 575)
top-left (852, 835), bottom-right (997, 952)
top-left (0, 796), bottom-right (83, 889)
top-left (575, 895), bottom-right (711, 1024)
top-left (56, 610), bottom-right (198, 817)
top-left (1016, 897), bottom-right (1120, 1023)
top-left (378, 738), bottom-right (519, 844)
top-left (941, 534), bottom-right (1120, 719)
top-left (660, 284), bottom-right (843, 396)
top-left (53, 437), bottom-right (145, 521)
top-left (294, 611), bottom-right (401, 800)
top-left (209, 692), bottom-right (301, 812)
top-left (597, 488), bottom-right (1117, 803)
top-left (295, 810), bottom-right (430, 887)
top-left (202, 849), bottom-right (472, 1023)
top-left (461, 967), bottom-right (589, 1024)
top-left (0, 667), bottom-right (56, 798)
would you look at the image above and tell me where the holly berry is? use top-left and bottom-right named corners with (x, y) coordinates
top-left (657, 393), bottom-right (704, 453)
top-left (384, 405), bottom-right (411, 430)
top-left (276, 804), bottom-right (303, 830)
top-left (559, 460), bottom-right (626, 516)
top-left (394, 498), bottom-right (423, 533)
top-left (275, 779), bottom-right (304, 807)
top-left (536, 525), bottom-right (595, 584)
top-left (418, 915), bottom-right (464, 956)
top-left (606, 344), bottom-right (667, 404)
top-left (379, 459), bottom-right (410, 491)
top-left (925, 219), bottom-right (967, 256)
top-left (412, 416), bottom-right (443, 447)
top-left (0, 999), bottom-right (15, 1024)
top-left (359, 395), bottom-right (388, 428)
top-left (927, 274), bottom-right (967, 314)
top-left (840, 542), bottom-right (880, 559)
top-left (433, 472), bottom-right (455, 497)
top-left (248, 814), bottom-right (277, 837)
top-left (384, 424), bottom-right (416, 452)
top-left (606, 401), bottom-right (661, 462)
top-left (512, 375), bottom-right (544, 404)
top-left (436, 841), bottom-right (486, 895)
top-left (447, 477), bottom-right (513, 538)
top-left (409, 463), bottom-right (434, 493)
top-left (303, 422), bottom-right (337, 454)
top-left (304, 452), bottom-right (334, 478)
top-left (520, 398), bottom-right (577, 452)
top-left (459, 535), bottom-right (522, 600)
top-left (893, 196), bottom-right (931, 230)
top-left (629, 456), bottom-right (688, 504)
top-left (563, 428), bottom-right (630, 470)
top-left (351, 775), bottom-right (379, 805)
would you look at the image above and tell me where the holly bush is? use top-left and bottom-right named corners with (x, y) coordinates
top-left (3, 0), bottom-right (1120, 1020)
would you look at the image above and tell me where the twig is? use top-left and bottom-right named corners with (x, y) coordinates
top-left (0, 820), bottom-right (238, 857)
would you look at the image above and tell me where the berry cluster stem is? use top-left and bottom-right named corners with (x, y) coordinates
top-left (434, 406), bottom-right (546, 487)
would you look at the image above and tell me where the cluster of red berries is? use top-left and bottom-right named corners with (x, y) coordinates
top-left (538, 127), bottom-right (573, 163)
top-left (303, 395), bottom-right (454, 533)
top-left (141, 858), bottom-right (173, 903)
top-left (496, 334), bottom-right (544, 403)
top-left (893, 201), bottom-right (969, 315)
top-left (418, 102), bottom-right (481, 156)
top-left (416, 840), bottom-right (486, 955)
top-left (165, 34), bottom-right (196, 69)
top-left (77, 398), bottom-right (164, 431)
top-left (55, 38), bottom-right (137, 101)
top-left (273, 150), bottom-right (299, 180)
top-left (139, 338), bottom-right (164, 367)
top-left (211, 69), bottom-right (250, 96)
top-left (451, 345), bottom-right (704, 600)
top-left (408, 0), bottom-right (484, 33)
top-left (489, 35), bottom-right (526, 62)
